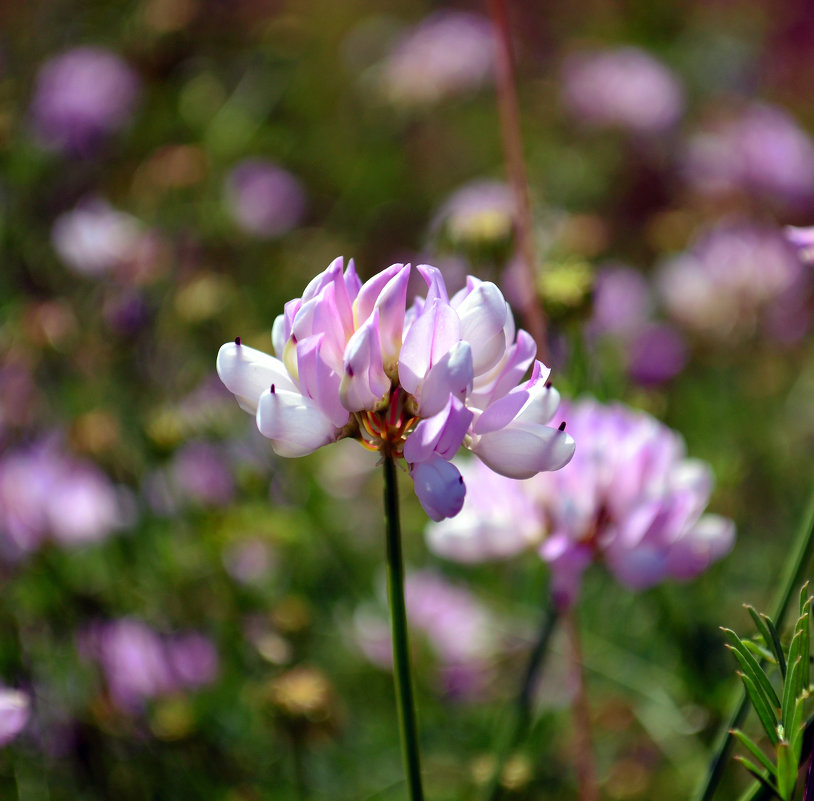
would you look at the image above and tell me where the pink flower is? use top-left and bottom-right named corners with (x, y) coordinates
top-left (217, 259), bottom-right (574, 520)
top-left (30, 47), bottom-right (140, 156)
top-left (376, 12), bottom-right (495, 107)
top-left (81, 619), bottom-right (219, 712)
top-left (426, 399), bottom-right (735, 608)
top-left (0, 688), bottom-right (30, 746)
top-left (562, 47), bottom-right (684, 134)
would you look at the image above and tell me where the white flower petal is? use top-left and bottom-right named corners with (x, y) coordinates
top-left (473, 423), bottom-right (575, 479)
top-left (456, 281), bottom-right (509, 375)
top-left (217, 342), bottom-right (297, 414)
top-left (255, 387), bottom-right (338, 457)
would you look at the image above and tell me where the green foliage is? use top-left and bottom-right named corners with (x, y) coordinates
top-left (727, 584), bottom-right (813, 800)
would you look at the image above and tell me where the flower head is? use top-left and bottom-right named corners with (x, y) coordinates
top-left (224, 159), bottom-right (306, 238)
top-left (376, 12), bottom-right (495, 107)
top-left (561, 47), bottom-right (684, 134)
top-left (30, 47), bottom-right (140, 156)
top-left (426, 399), bottom-right (735, 608)
top-left (656, 221), bottom-right (804, 342)
top-left (217, 259), bottom-right (574, 520)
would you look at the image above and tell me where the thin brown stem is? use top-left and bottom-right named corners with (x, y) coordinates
top-left (565, 607), bottom-right (601, 801)
top-left (488, 0), bottom-right (548, 362)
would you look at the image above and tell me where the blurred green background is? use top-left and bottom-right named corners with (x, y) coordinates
top-left (2, 0), bottom-right (814, 799)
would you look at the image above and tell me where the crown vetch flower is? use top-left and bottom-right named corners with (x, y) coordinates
top-left (426, 398), bottom-right (735, 606)
top-left (217, 258), bottom-right (574, 520)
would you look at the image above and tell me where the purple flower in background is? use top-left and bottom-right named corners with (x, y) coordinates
top-left (224, 160), bottom-right (306, 238)
top-left (627, 323), bottom-right (687, 386)
top-left (426, 399), bottom-right (735, 609)
top-left (81, 620), bottom-right (218, 712)
top-left (562, 47), bottom-right (684, 134)
top-left (587, 265), bottom-right (686, 385)
top-left (170, 441), bottom-right (235, 508)
top-left (217, 258), bottom-right (574, 521)
top-left (377, 11), bottom-right (495, 107)
top-left (51, 198), bottom-right (141, 277)
top-left (0, 688), bottom-right (30, 746)
top-left (30, 47), bottom-right (140, 156)
top-left (355, 571), bottom-right (499, 699)
top-left (431, 180), bottom-right (515, 247)
top-left (786, 225), bottom-right (814, 265)
top-left (0, 440), bottom-right (131, 559)
top-left (588, 265), bottom-right (651, 339)
top-left (684, 104), bottom-right (814, 207)
top-left (656, 221), bottom-right (804, 342)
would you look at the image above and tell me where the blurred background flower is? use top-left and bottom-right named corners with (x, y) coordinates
top-left (29, 47), bottom-right (140, 156)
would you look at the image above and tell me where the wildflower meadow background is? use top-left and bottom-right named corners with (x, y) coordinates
top-left (2, 1), bottom-right (814, 799)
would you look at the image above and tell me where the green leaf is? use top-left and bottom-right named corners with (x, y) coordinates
top-left (762, 613), bottom-right (787, 678)
top-left (789, 693), bottom-right (806, 765)
top-left (734, 755), bottom-right (778, 795)
top-left (744, 639), bottom-right (776, 662)
top-left (799, 581), bottom-right (810, 617)
top-left (799, 603), bottom-right (811, 692)
top-left (723, 628), bottom-right (782, 710)
top-left (731, 728), bottom-right (777, 776)
top-left (738, 671), bottom-right (780, 745)
top-left (781, 655), bottom-right (802, 732)
top-left (747, 604), bottom-right (776, 652)
top-left (776, 741), bottom-right (796, 800)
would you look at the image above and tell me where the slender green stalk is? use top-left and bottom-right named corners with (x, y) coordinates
top-left (383, 455), bottom-right (425, 801)
top-left (485, 592), bottom-right (559, 801)
top-left (691, 480), bottom-right (814, 801)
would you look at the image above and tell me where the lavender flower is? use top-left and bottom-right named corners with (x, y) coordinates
top-left (224, 159), bottom-right (306, 238)
top-left (684, 104), bottom-right (814, 207)
top-left (0, 688), bottom-right (30, 746)
top-left (81, 620), bottom-right (218, 712)
top-left (427, 399), bottom-right (735, 609)
top-left (30, 47), bottom-right (140, 156)
top-left (587, 265), bottom-right (686, 385)
top-left (376, 11), bottom-right (495, 107)
top-left (217, 258), bottom-right (574, 521)
top-left (656, 221), bottom-right (803, 342)
top-left (562, 47), bottom-right (684, 134)
top-left (51, 198), bottom-right (141, 277)
top-left (354, 571), bottom-right (498, 699)
top-left (0, 440), bottom-right (131, 559)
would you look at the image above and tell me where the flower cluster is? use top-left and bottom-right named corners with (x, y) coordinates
top-left (427, 398), bottom-right (735, 608)
top-left (217, 258), bottom-right (574, 520)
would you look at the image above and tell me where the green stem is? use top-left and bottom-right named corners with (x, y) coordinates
top-left (691, 479), bottom-right (814, 801)
top-left (485, 592), bottom-right (559, 801)
top-left (383, 455), bottom-right (425, 801)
